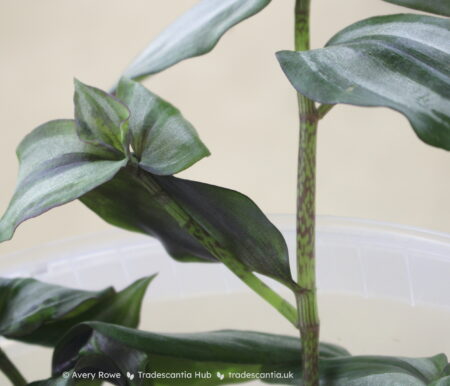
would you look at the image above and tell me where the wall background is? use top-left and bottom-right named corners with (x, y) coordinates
top-left (1, 0), bottom-right (449, 264)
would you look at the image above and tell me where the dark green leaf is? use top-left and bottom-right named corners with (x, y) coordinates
top-left (0, 276), bottom-right (154, 347)
top-left (74, 79), bottom-right (130, 154)
top-left (0, 120), bottom-right (127, 242)
top-left (80, 169), bottom-right (292, 284)
top-left (319, 355), bottom-right (449, 385)
top-left (277, 14), bottom-right (450, 150)
top-left (80, 169), bottom-right (212, 263)
top-left (384, 0), bottom-right (450, 16)
top-left (116, 78), bottom-right (210, 175)
top-left (154, 175), bottom-right (292, 284)
top-left (48, 323), bottom-right (347, 386)
top-left (120, 0), bottom-right (272, 82)
top-left (33, 323), bottom-right (448, 386)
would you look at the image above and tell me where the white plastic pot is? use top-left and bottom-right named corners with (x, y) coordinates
top-left (1, 215), bottom-right (449, 384)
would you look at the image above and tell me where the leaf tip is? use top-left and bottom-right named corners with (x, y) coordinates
top-left (142, 273), bottom-right (158, 287)
top-left (127, 274), bottom-right (158, 296)
top-left (73, 78), bottom-right (89, 104)
top-left (73, 77), bottom-right (85, 91)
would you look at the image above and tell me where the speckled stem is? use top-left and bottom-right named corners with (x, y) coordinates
top-left (0, 347), bottom-right (26, 386)
top-left (134, 171), bottom-right (298, 327)
top-left (295, 0), bottom-right (320, 385)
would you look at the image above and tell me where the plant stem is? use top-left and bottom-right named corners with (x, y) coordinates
top-left (317, 104), bottom-right (334, 120)
top-left (134, 171), bottom-right (298, 327)
top-left (295, 0), bottom-right (320, 385)
top-left (0, 347), bottom-right (26, 386)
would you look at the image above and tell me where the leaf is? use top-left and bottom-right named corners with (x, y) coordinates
top-left (319, 355), bottom-right (449, 385)
top-left (33, 323), bottom-right (449, 386)
top-left (80, 169), bottom-right (212, 263)
top-left (120, 0), bottom-right (272, 82)
top-left (116, 78), bottom-right (210, 175)
top-left (80, 169), bottom-right (292, 285)
top-left (276, 14), bottom-right (450, 150)
top-left (0, 276), bottom-right (154, 347)
top-left (0, 120), bottom-right (127, 242)
top-left (383, 0), bottom-right (450, 16)
top-left (154, 175), bottom-right (292, 284)
top-left (74, 79), bottom-right (130, 154)
top-left (1, 77), bottom-right (288, 284)
top-left (45, 323), bottom-right (348, 385)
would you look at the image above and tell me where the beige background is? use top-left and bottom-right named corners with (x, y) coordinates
top-left (1, 0), bottom-right (449, 261)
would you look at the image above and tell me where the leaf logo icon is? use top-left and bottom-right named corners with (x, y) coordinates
top-left (216, 371), bottom-right (225, 380)
top-left (126, 371), bottom-right (135, 380)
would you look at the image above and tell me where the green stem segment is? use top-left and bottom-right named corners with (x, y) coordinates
top-left (295, 0), bottom-right (320, 385)
top-left (0, 347), bottom-right (26, 386)
top-left (134, 170), bottom-right (298, 327)
top-left (317, 104), bottom-right (334, 120)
